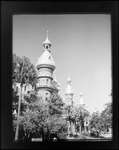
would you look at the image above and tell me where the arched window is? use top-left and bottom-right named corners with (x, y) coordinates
top-left (45, 45), bottom-right (48, 49)
top-left (46, 96), bottom-right (48, 101)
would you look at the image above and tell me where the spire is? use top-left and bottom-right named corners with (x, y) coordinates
top-left (79, 92), bottom-right (85, 106)
top-left (65, 76), bottom-right (74, 94)
top-left (47, 30), bottom-right (49, 37)
top-left (36, 31), bottom-right (56, 70)
top-left (43, 31), bottom-right (52, 49)
top-left (80, 92), bottom-right (83, 97)
top-left (67, 76), bottom-right (71, 84)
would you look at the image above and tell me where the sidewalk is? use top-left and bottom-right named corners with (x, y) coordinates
top-left (101, 133), bottom-right (112, 139)
top-left (31, 138), bottom-right (42, 142)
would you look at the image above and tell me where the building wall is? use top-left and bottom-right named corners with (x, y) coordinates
top-left (65, 94), bottom-right (73, 106)
top-left (37, 89), bottom-right (51, 102)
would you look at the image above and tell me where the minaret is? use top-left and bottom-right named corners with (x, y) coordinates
top-left (36, 31), bottom-right (56, 101)
top-left (65, 77), bottom-right (74, 106)
top-left (79, 92), bottom-right (85, 107)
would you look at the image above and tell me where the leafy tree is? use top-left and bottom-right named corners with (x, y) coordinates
top-left (13, 54), bottom-right (37, 88)
top-left (12, 54), bottom-right (38, 113)
top-left (100, 102), bottom-right (112, 132)
top-left (63, 104), bottom-right (90, 138)
top-left (13, 95), bottom-right (45, 139)
top-left (48, 92), bottom-right (65, 116)
top-left (70, 106), bottom-right (90, 132)
top-left (13, 54), bottom-right (21, 83)
top-left (88, 107), bottom-right (112, 138)
top-left (12, 88), bottom-right (19, 114)
top-left (89, 113), bottom-right (106, 137)
top-left (13, 92), bottom-right (67, 140)
top-left (12, 54), bottom-right (38, 140)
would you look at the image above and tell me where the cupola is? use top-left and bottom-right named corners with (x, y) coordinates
top-left (36, 31), bottom-right (56, 70)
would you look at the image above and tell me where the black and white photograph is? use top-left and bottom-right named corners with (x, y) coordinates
top-left (12, 14), bottom-right (112, 142)
top-left (1, 1), bottom-right (118, 149)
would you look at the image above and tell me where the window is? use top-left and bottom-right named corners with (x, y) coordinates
top-left (49, 56), bottom-right (51, 60)
top-left (46, 79), bottom-right (49, 85)
top-left (40, 79), bottom-right (45, 85)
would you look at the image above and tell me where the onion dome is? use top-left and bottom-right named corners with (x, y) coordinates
top-left (36, 31), bottom-right (56, 70)
top-left (65, 77), bottom-right (74, 94)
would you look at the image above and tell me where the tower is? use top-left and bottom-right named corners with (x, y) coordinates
top-left (65, 77), bottom-right (74, 106)
top-left (36, 31), bottom-right (58, 101)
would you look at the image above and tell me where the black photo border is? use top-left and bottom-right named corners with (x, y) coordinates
top-left (1, 1), bottom-right (118, 149)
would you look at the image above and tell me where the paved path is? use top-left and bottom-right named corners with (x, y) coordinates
top-left (101, 133), bottom-right (112, 138)
top-left (31, 133), bottom-right (112, 142)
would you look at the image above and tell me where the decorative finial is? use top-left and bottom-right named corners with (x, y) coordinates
top-left (67, 76), bottom-right (71, 83)
top-left (47, 31), bottom-right (49, 38)
top-left (80, 92), bottom-right (83, 97)
top-left (94, 106), bottom-right (98, 112)
top-left (43, 31), bottom-right (51, 48)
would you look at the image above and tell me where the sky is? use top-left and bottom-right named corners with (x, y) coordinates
top-left (13, 14), bottom-right (112, 114)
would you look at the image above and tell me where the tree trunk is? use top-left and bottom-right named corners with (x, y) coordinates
top-left (15, 84), bottom-right (22, 141)
top-left (79, 122), bottom-right (82, 138)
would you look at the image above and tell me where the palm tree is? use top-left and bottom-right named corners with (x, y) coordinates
top-left (13, 54), bottom-right (37, 141)
top-left (71, 105), bottom-right (90, 137)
